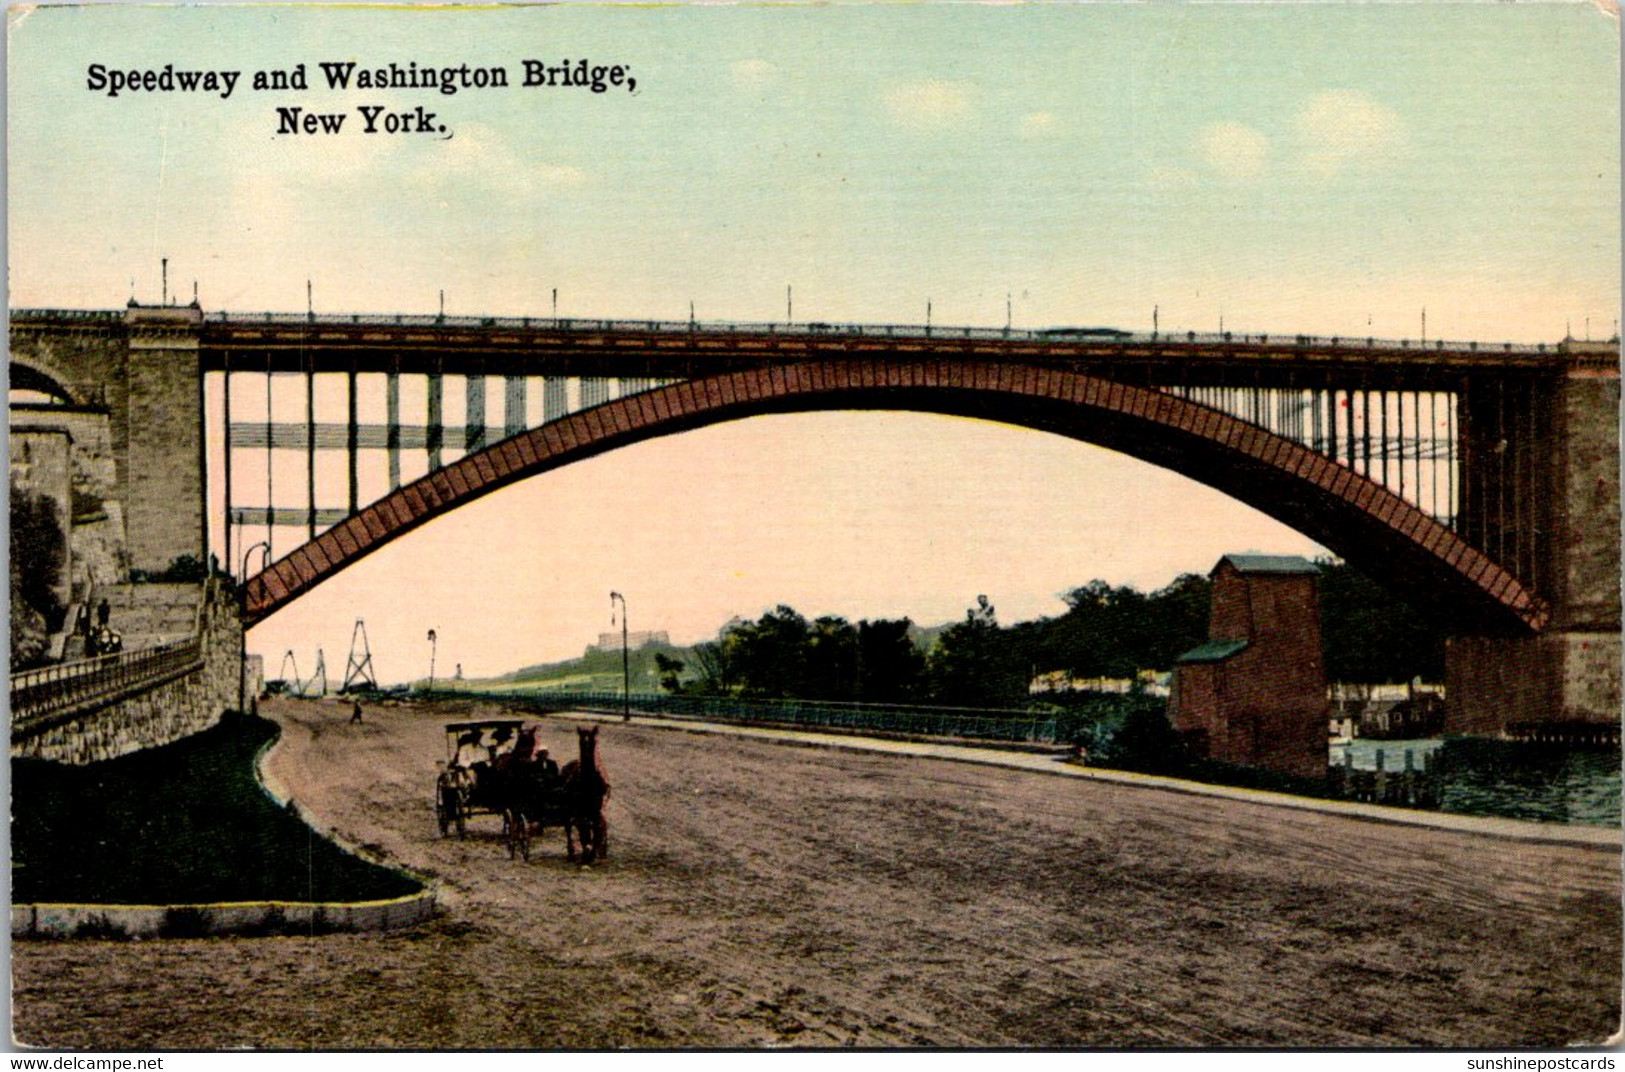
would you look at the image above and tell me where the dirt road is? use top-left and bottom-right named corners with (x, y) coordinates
top-left (12, 697), bottom-right (1621, 1049)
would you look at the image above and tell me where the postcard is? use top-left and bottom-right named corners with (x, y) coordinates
top-left (8, 1), bottom-right (1620, 1054)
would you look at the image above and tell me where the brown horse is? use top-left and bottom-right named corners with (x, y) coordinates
top-left (559, 724), bottom-right (611, 864)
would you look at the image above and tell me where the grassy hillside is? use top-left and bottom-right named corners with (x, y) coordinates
top-left (12, 712), bottom-right (421, 905)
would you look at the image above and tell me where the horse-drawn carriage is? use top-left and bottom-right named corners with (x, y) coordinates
top-left (434, 718), bottom-right (610, 863)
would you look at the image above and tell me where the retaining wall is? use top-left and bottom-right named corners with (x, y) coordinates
top-left (12, 581), bottom-right (241, 764)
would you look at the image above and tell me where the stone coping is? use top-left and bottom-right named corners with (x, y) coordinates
top-left (12, 716), bottom-right (439, 940)
top-left (11, 892), bottom-right (436, 940)
top-left (556, 710), bottom-right (1622, 851)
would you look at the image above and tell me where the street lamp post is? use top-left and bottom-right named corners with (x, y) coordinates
top-left (427, 629), bottom-right (438, 692)
top-left (239, 541), bottom-right (271, 714)
top-left (610, 591), bottom-right (629, 721)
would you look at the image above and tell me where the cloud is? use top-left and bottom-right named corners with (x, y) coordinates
top-left (731, 59), bottom-right (776, 89)
top-left (1199, 122), bottom-right (1269, 181)
top-left (1146, 165), bottom-right (1200, 190)
top-left (1296, 90), bottom-right (1405, 177)
top-left (409, 124), bottom-right (587, 197)
top-left (1018, 111), bottom-right (1058, 139)
top-left (883, 79), bottom-right (974, 129)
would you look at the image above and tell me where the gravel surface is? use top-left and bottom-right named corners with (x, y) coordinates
top-left (12, 696), bottom-right (1620, 1049)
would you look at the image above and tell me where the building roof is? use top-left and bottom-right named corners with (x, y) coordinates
top-left (1213, 554), bottom-right (1321, 576)
top-left (1176, 638), bottom-right (1250, 664)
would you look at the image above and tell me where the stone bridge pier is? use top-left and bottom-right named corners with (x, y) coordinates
top-left (1447, 346), bottom-right (1621, 737)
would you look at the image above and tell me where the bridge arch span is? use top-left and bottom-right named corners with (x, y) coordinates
top-left (10, 359), bottom-right (88, 406)
top-left (244, 359), bottom-right (1546, 635)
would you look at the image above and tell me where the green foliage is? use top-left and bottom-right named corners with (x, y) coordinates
top-left (1098, 701), bottom-right (1188, 775)
top-left (924, 596), bottom-right (1029, 708)
top-left (1317, 559), bottom-right (1446, 681)
top-left (857, 618), bottom-right (926, 703)
top-left (10, 485), bottom-right (67, 670)
top-left (721, 605), bottom-right (815, 699)
top-left (1024, 573), bottom-right (1212, 681)
top-left (129, 553), bottom-right (210, 584)
top-left (475, 560), bottom-right (1442, 714)
top-left (11, 712), bottom-right (421, 905)
top-left (687, 640), bottom-right (732, 695)
top-left (654, 652), bottom-right (686, 693)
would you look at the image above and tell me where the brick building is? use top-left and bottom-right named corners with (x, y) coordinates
top-left (1171, 554), bottom-right (1328, 779)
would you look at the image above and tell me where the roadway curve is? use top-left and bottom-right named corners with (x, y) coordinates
top-left (11, 697), bottom-right (1618, 1048)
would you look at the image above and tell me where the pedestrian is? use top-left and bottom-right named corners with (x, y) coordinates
top-left (350, 698), bottom-right (363, 724)
top-left (97, 598), bottom-right (110, 629)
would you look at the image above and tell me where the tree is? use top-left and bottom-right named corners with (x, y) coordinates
top-left (856, 618), bottom-right (926, 703)
top-left (925, 596), bottom-right (1029, 708)
top-left (1316, 559), bottom-right (1446, 682)
top-left (11, 485), bottom-right (67, 671)
top-left (805, 616), bottom-right (860, 701)
top-left (688, 641), bottom-right (732, 696)
top-left (653, 652), bottom-right (686, 693)
top-left (721, 605), bottom-right (813, 699)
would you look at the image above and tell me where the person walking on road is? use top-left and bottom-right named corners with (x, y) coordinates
top-left (350, 699), bottom-right (364, 724)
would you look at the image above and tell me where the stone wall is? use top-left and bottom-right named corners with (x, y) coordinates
top-left (10, 308), bottom-right (206, 582)
top-left (10, 405), bottom-right (127, 591)
top-left (13, 581), bottom-right (243, 765)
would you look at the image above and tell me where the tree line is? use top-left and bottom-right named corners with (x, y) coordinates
top-left (659, 560), bottom-right (1447, 709)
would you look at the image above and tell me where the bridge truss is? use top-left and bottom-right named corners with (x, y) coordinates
top-left (203, 311), bottom-right (1587, 613)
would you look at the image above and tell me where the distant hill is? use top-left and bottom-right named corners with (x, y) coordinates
top-left (463, 618), bottom-right (951, 693)
top-left (908, 621), bottom-right (950, 652)
top-left (459, 640), bottom-right (695, 694)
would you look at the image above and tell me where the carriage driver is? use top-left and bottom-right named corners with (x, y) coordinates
top-left (453, 729), bottom-right (484, 769)
top-left (535, 746), bottom-right (561, 785)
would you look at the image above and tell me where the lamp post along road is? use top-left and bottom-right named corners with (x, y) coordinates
top-left (610, 591), bottom-right (629, 720)
top-left (427, 629), bottom-right (438, 692)
top-left (239, 541), bottom-right (271, 713)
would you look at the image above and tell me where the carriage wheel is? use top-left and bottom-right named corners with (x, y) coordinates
top-left (436, 783), bottom-right (455, 837)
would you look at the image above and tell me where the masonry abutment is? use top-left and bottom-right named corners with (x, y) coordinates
top-left (1446, 349), bottom-right (1622, 735)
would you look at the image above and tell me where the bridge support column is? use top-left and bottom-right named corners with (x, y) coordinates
top-left (124, 305), bottom-right (205, 577)
top-left (1447, 345), bottom-right (1620, 737)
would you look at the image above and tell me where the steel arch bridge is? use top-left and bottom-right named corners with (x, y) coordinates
top-left (10, 305), bottom-right (1620, 734)
top-left (238, 357), bottom-right (1543, 635)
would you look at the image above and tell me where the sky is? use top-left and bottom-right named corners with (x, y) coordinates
top-left (8, 3), bottom-right (1620, 682)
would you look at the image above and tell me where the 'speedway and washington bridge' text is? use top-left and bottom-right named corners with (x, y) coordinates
top-left (85, 59), bottom-right (636, 98)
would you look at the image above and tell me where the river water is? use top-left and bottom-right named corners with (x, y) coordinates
top-left (1331, 737), bottom-right (1621, 827)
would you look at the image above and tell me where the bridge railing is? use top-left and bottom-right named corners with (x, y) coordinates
top-left (11, 638), bottom-right (205, 734)
top-left (198, 309), bottom-right (1564, 356)
top-left (419, 687), bottom-right (1158, 746)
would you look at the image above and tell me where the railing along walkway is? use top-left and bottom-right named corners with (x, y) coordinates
top-left (10, 585), bottom-right (213, 737)
top-left (424, 687), bottom-right (1161, 746)
top-left (11, 640), bottom-right (205, 736)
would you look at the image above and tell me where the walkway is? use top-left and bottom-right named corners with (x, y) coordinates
top-left (561, 709), bottom-right (1621, 850)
